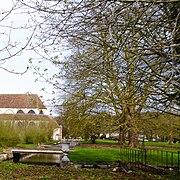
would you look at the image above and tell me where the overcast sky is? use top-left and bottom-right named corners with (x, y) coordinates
top-left (0, 1), bottom-right (58, 114)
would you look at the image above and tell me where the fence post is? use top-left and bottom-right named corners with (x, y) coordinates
top-left (135, 150), bottom-right (137, 166)
top-left (144, 149), bottom-right (147, 167)
top-left (157, 150), bottom-right (159, 167)
top-left (127, 148), bottom-right (129, 162)
top-left (166, 151), bottom-right (168, 168)
top-left (171, 152), bottom-right (173, 168)
top-left (129, 149), bottom-right (131, 162)
top-left (161, 150), bottom-right (164, 167)
top-left (178, 151), bottom-right (180, 171)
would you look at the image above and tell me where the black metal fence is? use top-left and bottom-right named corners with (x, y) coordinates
top-left (123, 148), bottom-right (180, 171)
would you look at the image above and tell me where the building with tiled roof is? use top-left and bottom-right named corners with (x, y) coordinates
top-left (0, 94), bottom-right (62, 141)
top-left (0, 94), bottom-right (48, 115)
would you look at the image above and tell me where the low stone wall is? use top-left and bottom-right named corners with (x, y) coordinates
top-left (0, 148), bottom-right (13, 161)
top-left (0, 153), bottom-right (8, 161)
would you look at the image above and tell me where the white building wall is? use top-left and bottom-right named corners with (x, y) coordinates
top-left (0, 108), bottom-right (49, 115)
top-left (52, 126), bottom-right (62, 141)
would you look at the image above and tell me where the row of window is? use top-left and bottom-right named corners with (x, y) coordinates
top-left (17, 110), bottom-right (44, 114)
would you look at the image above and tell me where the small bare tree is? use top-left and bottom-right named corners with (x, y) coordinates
top-left (0, 1), bottom-right (36, 74)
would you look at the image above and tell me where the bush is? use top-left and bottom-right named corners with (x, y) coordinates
top-left (0, 121), bottom-right (55, 147)
top-left (23, 126), bottom-right (49, 144)
top-left (0, 122), bottom-right (21, 147)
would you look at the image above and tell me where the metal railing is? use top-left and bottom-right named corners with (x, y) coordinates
top-left (122, 148), bottom-right (180, 171)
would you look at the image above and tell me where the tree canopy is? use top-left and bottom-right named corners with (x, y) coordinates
top-left (11, 0), bottom-right (180, 146)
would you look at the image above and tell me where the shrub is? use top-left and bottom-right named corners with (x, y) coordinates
top-left (0, 118), bottom-right (56, 147)
top-left (22, 125), bottom-right (50, 144)
top-left (0, 122), bottom-right (21, 147)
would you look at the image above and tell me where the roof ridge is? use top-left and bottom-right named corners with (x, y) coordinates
top-left (0, 94), bottom-right (46, 109)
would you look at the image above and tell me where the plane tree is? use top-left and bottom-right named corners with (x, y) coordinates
top-left (20, 1), bottom-right (180, 147)
top-left (138, 113), bottom-right (180, 144)
top-left (48, 2), bottom-right (162, 147)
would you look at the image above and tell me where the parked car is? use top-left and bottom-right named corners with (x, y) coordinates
top-left (138, 137), bottom-right (148, 142)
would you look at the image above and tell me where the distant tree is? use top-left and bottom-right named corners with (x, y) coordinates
top-left (139, 113), bottom-right (180, 144)
top-left (59, 94), bottom-right (111, 142)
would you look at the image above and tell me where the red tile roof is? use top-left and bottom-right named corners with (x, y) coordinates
top-left (0, 94), bottom-right (46, 109)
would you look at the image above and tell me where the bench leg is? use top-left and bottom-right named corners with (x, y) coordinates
top-left (13, 153), bottom-right (21, 163)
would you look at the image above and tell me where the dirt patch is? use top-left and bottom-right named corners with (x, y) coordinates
top-left (78, 143), bottom-right (180, 150)
top-left (78, 143), bottom-right (121, 148)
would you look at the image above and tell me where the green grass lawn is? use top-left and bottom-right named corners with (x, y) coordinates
top-left (16, 143), bottom-right (38, 148)
top-left (0, 144), bottom-right (37, 152)
top-left (68, 140), bottom-right (180, 168)
top-left (69, 146), bottom-right (180, 166)
top-left (68, 147), bottom-right (126, 163)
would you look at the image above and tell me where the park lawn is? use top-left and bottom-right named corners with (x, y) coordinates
top-left (68, 147), bottom-right (126, 163)
top-left (16, 143), bottom-right (38, 148)
top-left (68, 140), bottom-right (180, 168)
top-left (68, 146), bottom-right (180, 166)
top-left (0, 144), bottom-right (37, 152)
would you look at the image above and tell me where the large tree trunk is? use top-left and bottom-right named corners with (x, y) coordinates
top-left (128, 127), bottom-right (138, 148)
top-left (118, 126), bottom-right (126, 145)
top-left (126, 113), bottom-right (138, 148)
top-left (168, 131), bottom-right (173, 145)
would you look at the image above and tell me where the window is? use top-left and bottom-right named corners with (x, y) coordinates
top-left (17, 110), bottom-right (24, 114)
top-left (5, 109), bottom-right (14, 114)
top-left (39, 110), bottom-right (44, 115)
top-left (28, 110), bottom-right (35, 114)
